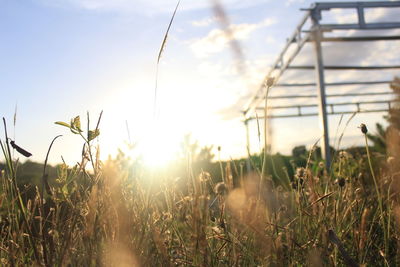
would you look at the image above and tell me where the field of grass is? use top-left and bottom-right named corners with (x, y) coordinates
top-left (0, 108), bottom-right (400, 267)
top-left (2, 1), bottom-right (400, 266)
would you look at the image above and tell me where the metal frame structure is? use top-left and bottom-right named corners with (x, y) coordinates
top-left (243, 1), bottom-right (400, 168)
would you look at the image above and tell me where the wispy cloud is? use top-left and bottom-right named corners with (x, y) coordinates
top-left (191, 17), bottom-right (217, 27)
top-left (35, 0), bottom-right (269, 14)
top-left (190, 18), bottom-right (277, 58)
top-left (285, 0), bottom-right (305, 7)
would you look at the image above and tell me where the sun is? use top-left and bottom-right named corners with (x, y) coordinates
top-left (137, 122), bottom-right (182, 168)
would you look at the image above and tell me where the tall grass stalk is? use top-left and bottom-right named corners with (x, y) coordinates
top-left (260, 80), bottom-right (273, 204)
top-left (363, 131), bottom-right (388, 262)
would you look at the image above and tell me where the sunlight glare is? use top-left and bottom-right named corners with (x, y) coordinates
top-left (137, 122), bottom-right (181, 168)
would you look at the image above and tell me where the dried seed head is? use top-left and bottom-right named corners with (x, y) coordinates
top-left (279, 204), bottom-right (288, 213)
top-left (339, 151), bottom-right (350, 159)
top-left (338, 177), bottom-right (346, 187)
top-left (387, 156), bottom-right (395, 165)
top-left (266, 77), bottom-right (274, 87)
top-left (199, 172), bottom-right (211, 182)
top-left (162, 212), bottom-right (172, 221)
top-left (217, 146), bottom-right (221, 152)
top-left (360, 123), bottom-right (368, 134)
top-left (318, 161), bottom-right (325, 169)
top-left (295, 167), bottom-right (305, 179)
top-left (214, 182), bottom-right (227, 195)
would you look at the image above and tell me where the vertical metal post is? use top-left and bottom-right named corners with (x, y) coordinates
top-left (311, 9), bottom-right (331, 169)
top-left (245, 120), bottom-right (252, 173)
top-left (357, 4), bottom-right (366, 28)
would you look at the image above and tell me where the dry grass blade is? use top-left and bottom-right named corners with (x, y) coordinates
top-left (328, 229), bottom-right (358, 267)
top-left (154, 0), bottom-right (181, 117)
top-left (13, 103), bottom-right (17, 127)
top-left (42, 135), bottom-right (63, 197)
top-left (307, 192), bottom-right (333, 208)
top-left (157, 1), bottom-right (180, 65)
top-left (337, 112), bottom-right (357, 150)
top-left (255, 112), bottom-right (261, 144)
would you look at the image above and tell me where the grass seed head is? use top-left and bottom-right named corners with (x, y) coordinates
top-left (214, 182), bottom-right (227, 195)
top-left (266, 77), bottom-right (274, 87)
top-left (338, 177), bottom-right (346, 188)
top-left (295, 167), bottom-right (305, 179)
top-left (360, 123), bottom-right (368, 134)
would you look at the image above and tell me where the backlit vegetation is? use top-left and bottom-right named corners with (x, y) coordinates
top-left (0, 79), bottom-right (399, 266)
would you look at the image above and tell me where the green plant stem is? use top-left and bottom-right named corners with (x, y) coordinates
top-left (261, 90), bottom-right (268, 181)
top-left (364, 134), bottom-right (388, 261)
top-left (260, 86), bottom-right (271, 204)
top-left (2, 118), bottom-right (41, 265)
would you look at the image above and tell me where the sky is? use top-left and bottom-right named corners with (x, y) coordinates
top-left (0, 0), bottom-right (399, 166)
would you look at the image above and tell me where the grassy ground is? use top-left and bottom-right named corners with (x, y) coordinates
top-left (0, 114), bottom-right (399, 267)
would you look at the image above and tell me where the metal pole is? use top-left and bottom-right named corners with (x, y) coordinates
top-left (311, 10), bottom-right (331, 169)
top-left (245, 120), bottom-right (252, 173)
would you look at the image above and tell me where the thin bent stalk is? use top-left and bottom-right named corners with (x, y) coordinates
top-left (364, 134), bottom-right (388, 262)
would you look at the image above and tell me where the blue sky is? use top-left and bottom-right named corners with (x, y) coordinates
top-left (0, 0), bottom-right (399, 165)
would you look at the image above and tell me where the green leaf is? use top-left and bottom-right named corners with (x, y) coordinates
top-left (70, 128), bottom-right (79, 135)
top-left (62, 184), bottom-right (69, 197)
top-left (72, 116), bottom-right (82, 132)
top-left (88, 129), bottom-right (100, 141)
top-left (55, 121), bottom-right (71, 128)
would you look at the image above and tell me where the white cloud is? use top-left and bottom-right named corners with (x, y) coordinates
top-left (285, 0), bottom-right (305, 7)
top-left (191, 17), bottom-right (217, 27)
top-left (265, 36), bottom-right (276, 44)
top-left (35, 0), bottom-right (269, 14)
top-left (190, 18), bottom-right (277, 58)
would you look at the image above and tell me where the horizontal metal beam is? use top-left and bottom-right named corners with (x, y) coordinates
top-left (275, 80), bottom-right (391, 87)
top-left (248, 108), bottom-right (391, 120)
top-left (250, 99), bottom-right (400, 119)
top-left (268, 91), bottom-right (394, 99)
top-left (282, 65), bottom-right (400, 70)
top-left (256, 99), bottom-right (397, 110)
top-left (320, 22), bottom-right (400, 31)
top-left (313, 1), bottom-right (400, 9)
top-left (294, 35), bottom-right (400, 42)
top-left (322, 36), bottom-right (400, 42)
